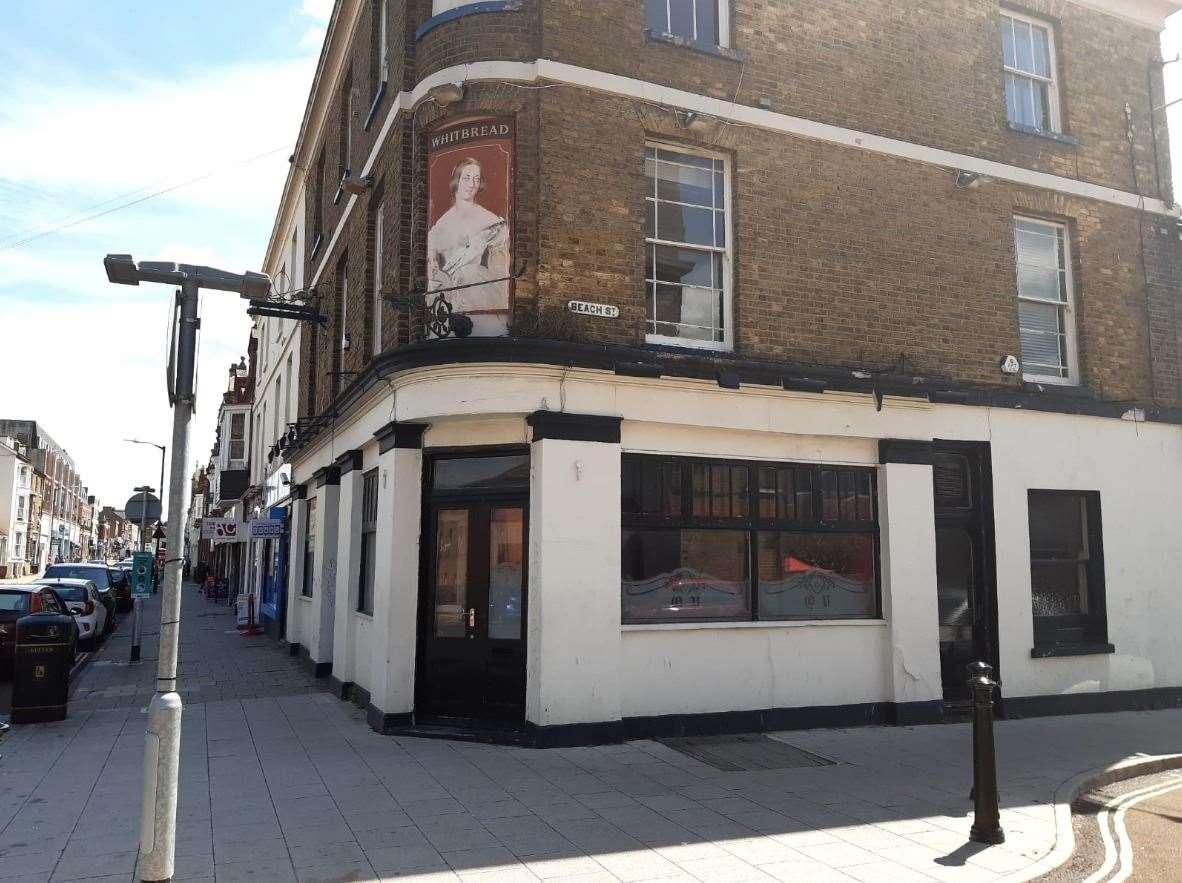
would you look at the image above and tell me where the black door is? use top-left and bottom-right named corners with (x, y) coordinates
top-left (417, 452), bottom-right (530, 724)
top-left (932, 442), bottom-right (999, 703)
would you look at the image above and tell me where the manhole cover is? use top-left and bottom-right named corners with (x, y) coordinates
top-left (659, 734), bottom-right (836, 771)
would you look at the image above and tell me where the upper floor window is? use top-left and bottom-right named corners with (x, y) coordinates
top-left (373, 0), bottom-right (388, 88)
top-left (372, 201), bottom-right (384, 356)
top-left (645, 0), bottom-right (729, 48)
top-left (19, 466), bottom-right (28, 488)
top-left (1014, 217), bottom-right (1076, 384)
top-left (228, 412), bottom-right (246, 463)
top-left (340, 74), bottom-right (353, 180)
top-left (1001, 12), bottom-right (1060, 133)
top-left (313, 152), bottom-right (326, 247)
top-left (644, 143), bottom-right (732, 350)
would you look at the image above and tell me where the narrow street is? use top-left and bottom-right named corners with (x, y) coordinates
top-left (0, 585), bottom-right (1179, 883)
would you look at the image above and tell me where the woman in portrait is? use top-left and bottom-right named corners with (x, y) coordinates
top-left (427, 156), bottom-right (511, 336)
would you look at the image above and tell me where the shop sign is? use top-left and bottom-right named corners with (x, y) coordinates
top-left (201, 518), bottom-right (245, 544)
top-left (426, 117), bottom-right (514, 338)
top-left (568, 300), bottom-right (620, 319)
top-left (249, 519), bottom-right (284, 540)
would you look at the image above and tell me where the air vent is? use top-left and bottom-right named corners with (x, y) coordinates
top-left (933, 454), bottom-right (971, 510)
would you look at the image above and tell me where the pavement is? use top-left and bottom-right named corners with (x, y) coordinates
top-left (0, 587), bottom-right (1179, 883)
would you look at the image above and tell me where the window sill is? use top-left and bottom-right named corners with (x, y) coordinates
top-left (333, 177), bottom-right (347, 206)
top-left (309, 232), bottom-right (323, 261)
top-left (364, 81), bottom-right (387, 132)
top-left (644, 29), bottom-right (747, 62)
top-left (644, 336), bottom-right (733, 354)
top-left (623, 619), bottom-right (887, 632)
top-left (1006, 121), bottom-right (1079, 148)
top-left (1022, 378), bottom-right (1087, 394)
top-left (354, 610), bottom-right (373, 620)
top-left (1030, 642), bottom-right (1115, 659)
top-left (299, 595), bottom-right (313, 602)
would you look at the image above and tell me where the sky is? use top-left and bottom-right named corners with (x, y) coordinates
top-left (0, 0), bottom-right (331, 519)
top-left (0, 2), bottom-right (1181, 522)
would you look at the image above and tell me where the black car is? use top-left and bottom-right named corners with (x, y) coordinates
top-left (44, 563), bottom-right (130, 614)
top-left (0, 584), bottom-right (79, 676)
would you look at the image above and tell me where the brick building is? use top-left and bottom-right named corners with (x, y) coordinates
top-left (267, 0), bottom-right (1182, 745)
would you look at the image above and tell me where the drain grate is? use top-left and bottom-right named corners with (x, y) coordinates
top-left (659, 734), bottom-right (836, 772)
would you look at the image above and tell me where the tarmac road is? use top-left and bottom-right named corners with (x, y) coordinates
top-left (1034, 768), bottom-right (1182, 882)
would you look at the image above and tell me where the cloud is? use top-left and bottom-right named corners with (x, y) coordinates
top-left (302, 0), bottom-right (333, 22)
top-left (0, 59), bottom-right (311, 217)
top-left (299, 26), bottom-right (328, 52)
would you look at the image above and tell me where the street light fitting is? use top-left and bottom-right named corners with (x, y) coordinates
top-left (103, 254), bottom-right (272, 300)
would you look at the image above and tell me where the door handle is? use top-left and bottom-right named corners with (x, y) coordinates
top-left (466, 608), bottom-right (476, 629)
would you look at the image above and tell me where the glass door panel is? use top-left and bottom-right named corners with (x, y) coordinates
top-left (434, 509), bottom-right (470, 638)
top-left (488, 507), bottom-right (524, 640)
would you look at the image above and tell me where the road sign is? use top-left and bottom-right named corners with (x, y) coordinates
top-left (125, 492), bottom-right (162, 524)
top-left (132, 551), bottom-right (154, 597)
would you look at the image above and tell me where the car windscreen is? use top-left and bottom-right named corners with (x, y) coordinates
top-left (44, 565), bottom-right (110, 589)
top-left (0, 592), bottom-right (31, 613)
top-left (43, 585), bottom-right (86, 603)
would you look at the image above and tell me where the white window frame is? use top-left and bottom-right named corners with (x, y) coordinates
top-left (340, 263), bottom-right (349, 358)
top-left (644, 141), bottom-right (734, 352)
top-left (378, 0), bottom-right (389, 84)
top-left (1014, 216), bottom-right (1078, 385)
top-left (647, 0), bottom-right (730, 48)
top-left (1001, 10), bottom-right (1061, 133)
top-left (228, 412), bottom-right (247, 465)
top-left (373, 204), bottom-right (384, 356)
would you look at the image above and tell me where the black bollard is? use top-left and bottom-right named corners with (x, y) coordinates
top-left (968, 661), bottom-right (1005, 844)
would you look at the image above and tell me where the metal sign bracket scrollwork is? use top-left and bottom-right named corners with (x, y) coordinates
top-left (385, 261), bottom-right (527, 340)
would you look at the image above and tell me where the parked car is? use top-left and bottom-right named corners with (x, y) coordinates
top-left (43, 563), bottom-right (130, 613)
top-left (35, 578), bottom-right (109, 650)
top-left (0, 584), bottom-right (79, 676)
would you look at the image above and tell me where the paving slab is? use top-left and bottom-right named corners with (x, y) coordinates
top-left (2, 586), bottom-right (1181, 882)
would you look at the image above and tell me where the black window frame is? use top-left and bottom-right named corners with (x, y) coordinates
top-left (357, 468), bottom-right (379, 615)
top-left (1027, 489), bottom-right (1109, 652)
top-left (622, 454), bottom-right (881, 624)
top-left (302, 497), bottom-right (317, 598)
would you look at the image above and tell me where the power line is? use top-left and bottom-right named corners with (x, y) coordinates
top-left (0, 145), bottom-right (291, 253)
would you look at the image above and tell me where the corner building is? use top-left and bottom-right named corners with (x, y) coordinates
top-left (277, 0), bottom-right (1182, 745)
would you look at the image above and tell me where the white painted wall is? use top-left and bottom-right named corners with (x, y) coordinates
top-left (287, 365), bottom-right (1182, 726)
top-left (879, 462), bottom-right (942, 706)
top-left (988, 409), bottom-right (1182, 698)
top-left (526, 436), bottom-right (622, 727)
top-left (367, 443), bottom-right (424, 717)
top-left (332, 464), bottom-right (365, 685)
top-left (621, 623), bottom-right (890, 717)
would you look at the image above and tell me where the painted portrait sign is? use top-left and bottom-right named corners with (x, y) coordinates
top-left (426, 117), bottom-right (514, 337)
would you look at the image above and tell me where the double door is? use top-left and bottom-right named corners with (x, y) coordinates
top-left (417, 500), bottom-right (528, 723)
top-left (932, 442), bottom-right (1000, 703)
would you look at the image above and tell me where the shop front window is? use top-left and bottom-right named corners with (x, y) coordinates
top-left (622, 455), bottom-right (879, 624)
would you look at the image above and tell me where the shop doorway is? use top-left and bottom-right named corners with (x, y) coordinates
top-left (932, 442), bottom-right (1000, 705)
top-left (416, 452), bottom-right (529, 724)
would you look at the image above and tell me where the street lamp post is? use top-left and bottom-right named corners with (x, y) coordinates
top-left (104, 254), bottom-right (270, 883)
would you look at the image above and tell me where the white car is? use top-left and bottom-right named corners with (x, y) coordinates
top-left (35, 578), bottom-right (108, 650)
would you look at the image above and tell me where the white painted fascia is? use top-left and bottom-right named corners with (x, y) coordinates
top-left (1068, 0), bottom-right (1182, 29)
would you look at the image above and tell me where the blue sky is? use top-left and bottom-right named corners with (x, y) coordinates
top-left (1, 2), bottom-right (1181, 520)
top-left (0, 0), bottom-right (330, 516)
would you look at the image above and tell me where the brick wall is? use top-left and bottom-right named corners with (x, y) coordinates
top-left (294, 0), bottom-right (1182, 426)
